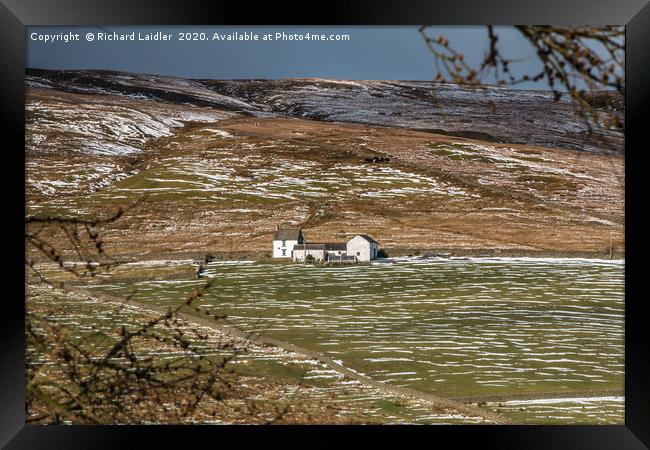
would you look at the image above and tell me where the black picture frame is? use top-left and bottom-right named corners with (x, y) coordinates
top-left (2, 0), bottom-right (648, 447)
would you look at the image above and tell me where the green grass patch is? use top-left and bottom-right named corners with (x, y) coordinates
top-left (230, 358), bottom-right (309, 384)
top-left (372, 399), bottom-right (409, 414)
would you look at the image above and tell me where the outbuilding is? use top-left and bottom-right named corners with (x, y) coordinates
top-left (346, 235), bottom-right (379, 262)
top-left (292, 243), bottom-right (326, 262)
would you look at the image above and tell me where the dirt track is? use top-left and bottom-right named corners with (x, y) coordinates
top-left (73, 286), bottom-right (512, 424)
top-left (60, 281), bottom-right (624, 424)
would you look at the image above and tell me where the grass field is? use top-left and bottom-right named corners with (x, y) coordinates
top-left (27, 282), bottom-right (491, 424)
top-left (80, 257), bottom-right (624, 424)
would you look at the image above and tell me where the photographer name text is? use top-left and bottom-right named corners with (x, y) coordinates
top-left (30, 31), bottom-right (351, 43)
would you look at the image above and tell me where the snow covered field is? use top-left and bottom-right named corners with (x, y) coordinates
top-left (86, 258), bottom-right (625, 424)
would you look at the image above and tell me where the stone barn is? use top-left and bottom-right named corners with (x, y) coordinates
top-left (346, 235), bottom-right (379, 262)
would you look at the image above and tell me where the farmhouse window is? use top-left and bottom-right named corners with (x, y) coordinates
top-left (282, 249), bottom-right (286, 256)
top-left (282, 240), bottom-right (286, 247)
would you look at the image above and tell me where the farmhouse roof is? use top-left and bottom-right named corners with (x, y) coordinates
top-left (293, 243), bottom-right (326, 250)
top-left (274, 228), bottom-right (302, 240)
top-left (353, 234), bottom-right (378, 244)
top-left (294, 242), bottom-right (347, 251)
top-left (323, 242), bottom-right (347, 251)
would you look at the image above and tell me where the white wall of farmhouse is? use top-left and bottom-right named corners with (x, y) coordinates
top-left (346, 236), bottom-right (378, 261)
top-left (293, 248), bottom-right (326, 262)
top-left (273, 239), bottom-right (299, 258)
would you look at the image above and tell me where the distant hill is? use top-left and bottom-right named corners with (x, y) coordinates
top-left (25, 69), bottom-right (624, 259)
top-left (27, 69), bottom-right (623, 154)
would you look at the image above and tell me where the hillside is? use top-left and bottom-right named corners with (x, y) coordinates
top-left (25, 69), bottom-right (624, 260)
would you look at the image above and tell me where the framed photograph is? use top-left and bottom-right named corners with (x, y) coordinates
top-left (3, 0), bottom-right (648, 447)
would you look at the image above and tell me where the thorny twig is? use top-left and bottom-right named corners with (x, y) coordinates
top-left (419, 26), bottom-right (625, 140)
top-left (24, 196), bottom-right (281, 424)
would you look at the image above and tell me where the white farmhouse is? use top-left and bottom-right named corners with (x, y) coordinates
top-left (284, 230), bottom-right (379, 263)
top-left (346, 235), bottom-right (379, 262)
top-left (272, 227), bottom-right (304, 258)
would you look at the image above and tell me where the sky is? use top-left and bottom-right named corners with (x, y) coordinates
top-left (25, 26), bottom-right (599, 90)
